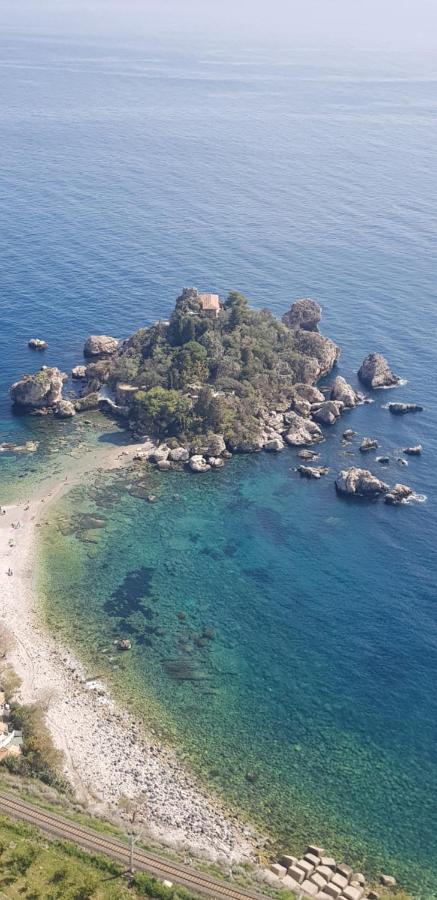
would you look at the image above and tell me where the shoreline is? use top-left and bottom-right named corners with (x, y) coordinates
top-left (0, 437), bottom-right (257, 863)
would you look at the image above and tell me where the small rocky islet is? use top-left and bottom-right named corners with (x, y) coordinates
top-left (10, 290), bottom-right (424, 504)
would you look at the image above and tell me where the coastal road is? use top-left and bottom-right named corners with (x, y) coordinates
top-left (0, 792), bottom-right (265, 900)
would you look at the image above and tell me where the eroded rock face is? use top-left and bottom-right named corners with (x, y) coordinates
top-left (284, 413), bottom-right (324, 446)
top-left (330, 376), bottom-right (360, 408)
top-left (312, 400), bottom-right (343, 425)
top-left (335, 467), bottom-right (389, 497)
top-left (282, 298), bottom-right (321, 332)
top-left (229, 434), bottom-right (264, 453)
top-left (74, 392), bottom-right (100, 412)
top-left (358, 353), bottom-right (400, 389)
top-left (84, 335), bottom-right (119, 357)
top-left (264, 438), bottom-right (284, 452)
top-left (54, 399), bottom-right (76, 418)
top-left (10, 367), bottom-right (67, 409)
top-left (292, 383), bottom-right (325, 404)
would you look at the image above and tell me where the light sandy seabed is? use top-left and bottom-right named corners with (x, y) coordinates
top-left (0, 440), bottom-right (256, 863)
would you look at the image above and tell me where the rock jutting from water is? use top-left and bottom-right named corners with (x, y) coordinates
top-left (359, 438), bottom-right (379, 453)
top-left (384, 484), bottom-right (413, 505)
top-left (296, 465), bottom-right (329, 479)
top-left (10, 366), bottom-right (67, 410)
top-left (358, 353), bottom-right (401, 389)
top-left (387, 402), bottom-right (423, 415)
top-left (84, 334), bottom-right (119, 357)
top-left (28, 337), bottom-right (48, 350)
top-left (403, 445), bottom-right (422, 455)
top-left (335, 467), bottom-right (389, 498)
top-left (330, 375), bottom-right (361, 408)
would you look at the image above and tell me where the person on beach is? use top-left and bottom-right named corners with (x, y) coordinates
top-left (6, 568), bottom-right (13, 576)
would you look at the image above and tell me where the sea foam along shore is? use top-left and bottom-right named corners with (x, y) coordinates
top-left (0, 437), bottom-right (256, 863)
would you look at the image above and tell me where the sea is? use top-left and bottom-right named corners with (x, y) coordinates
top-left (0, 31), bottom-right (436, 896)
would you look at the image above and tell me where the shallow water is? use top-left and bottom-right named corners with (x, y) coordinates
top-left (2, 32), bottom-right (437, 895)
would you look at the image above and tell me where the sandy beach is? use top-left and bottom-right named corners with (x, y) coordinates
top-left (0, 438), bottom-right (256, 863)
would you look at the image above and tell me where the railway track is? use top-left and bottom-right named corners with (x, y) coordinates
top-left (0, 792), bottom-right (265, 900)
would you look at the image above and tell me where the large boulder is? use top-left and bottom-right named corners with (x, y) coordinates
top-left (292, 383), bottom-right (325, 404)
top-left (264, 438), bottom-right (285, 452)
top-left (74, 392), bottom-right (100, 412)
top-left (282, 298), bottom-right (321, 332)
top-left (297, 465), bottom-right (329, 479)
top-left (330, 375), bottom-right (360, 408)
top-left (189, 454), bottom-right (211, 472)
top-left (169, 447), bottom-right (190, 463)
top-left (312, 400), bottom-right (343, 425)
top-left (284, 413), bottom-right (324, 446)
top-left (28, 338), bottom-right (48, 351)
top-left (71, 365), bottom-right (87, 380)
top-left (84, 335), bottom-right (119, 358)
top-left (11, 367), bottom-right (67, 409)
top-left (335, 467), bottom-right (389, 497)
top-left (358, 353), bottom-right (400, 389)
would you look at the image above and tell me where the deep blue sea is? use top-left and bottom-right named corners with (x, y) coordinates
top-left (1, 33), bottom-right (437, 895)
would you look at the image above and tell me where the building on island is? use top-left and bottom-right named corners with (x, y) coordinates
top-left (198, 293), bottom-right (221, 318)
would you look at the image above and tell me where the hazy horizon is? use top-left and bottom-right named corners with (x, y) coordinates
top-left (1, 0), bottom-right (437, 51)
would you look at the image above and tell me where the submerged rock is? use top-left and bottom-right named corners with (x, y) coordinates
top-left (284, 413), bottom-right (324, 446)
top-left (116, 638), bottom-right (132, 651)
top-left (385, 484), bottom-right (413, 505)
top-left (330, 375), bottom-right (360, 408)
top-left (28, 338), bottom-right (48, 351)
top-left (84, 335), bottom-right (119, 357)
top-left (11, 366), bottom-right (67, 410)
top-left (282, 297), bottom-right (321, 332)
top-left (297, 448), bottom-right (319, 460)
top-left (376, 456), bottom-right (390, 465)
top-left (335, 467), bottom-right (389, 497)
top-left (297, 465), bottom-right (329, 479)
top-left (387, 402), bottom-right (423, 415)
top-left (358, 353), bottom-right (400, 389)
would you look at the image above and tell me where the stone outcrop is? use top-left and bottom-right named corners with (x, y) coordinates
top-left (282, 297), bottom-right (321, 332)
top-left (297, 465), bottom-right (329, 479)
top-left (358, 353), bottom-right (400, 389)
top-left (28, 338), bottom-right (47, 350)
top-left (284, 413), bottom-right (324, 446)
top-left (293, 330), bottom-right (340, 379)
top-left (343, 429), bottom-right (357, 440)
top-left (360, 438), bottom-right (378, 452)
top-left (74, 392), bottom-right (100, 412)
top-left (330, 375), bottom-right (360, 408)
top-left (335, 467), bottom-right (389, 497)
top-left (189, 455), bottom-right (211, 472)
top-left (404, 445), bottom-right (422, 455)
top-left (387, 402), bottom-right (423, 415)
top-left (84, 335), bottom-right (119, 358)
top-left (71, 365), bottom-right (87, 380)
top-left (292, 383), bottom-right (325, 404)
top-left (264, 438), bottom-right (284, 452)
top-left (312, 400), bottom-right (343, 425)
top-left (298, 449), bottom-right (319, 460)
top-left (228, 434), bottom-right (264, 453)
top-left (10, 367), bottom-right (67, 410)
top-left (169, 447), bottom-right (189, 462)
top-left (385, 483), bottom-right (413, 505)
top-left (54, 399), bottom-right (76, 418)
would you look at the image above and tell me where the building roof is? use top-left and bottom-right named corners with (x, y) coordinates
top-left (198, 293), bottom-right (220, 311)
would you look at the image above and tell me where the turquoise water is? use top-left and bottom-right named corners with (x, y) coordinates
top-left (1, 31), bottom-right (437, 895)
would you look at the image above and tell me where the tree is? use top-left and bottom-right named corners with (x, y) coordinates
top-left (132, 388), bottom-right (190, 437)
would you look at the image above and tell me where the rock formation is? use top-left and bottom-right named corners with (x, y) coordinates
top-left (284, 413), bottom-right (324, 446)
top-left (385, 484), bottom-right (413, 505)
top-left (292, 330), bottom-right (340, 379)
top-left (387, 402), bottom-right (423, 415)
top-left (169, 447), bottom-right (190, 462)
top-left (54, 399), bottom-right (76, 418)
top-left (330, 375), bottom-right (360, 408)
top-left (359, 438), bottom-right (378, 452)
top-left (71, 365), bottom-right (87, 380)
top-left (10, 367), bottom-right (67, 410)
top-left (297, 465), bottom-right (329, 479)
top-left (358, 353), bottom-right (400, 389)
top-left (404, 445), bottom-right (422, 455)
top-left (189, 455), bottom-right (211, 472)
top-left (28, 338), bottom-right (48, 351)
top-left (84, 335), bottom-right (119, 357)
top-left (335, 467), bottom-right (389, 497)
top-left (281, 298), bottom-right (321, 332)
top-left (312, 400), bottom-right (343, 425)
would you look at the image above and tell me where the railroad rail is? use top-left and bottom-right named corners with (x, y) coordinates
top-left (0, 792), bottom-right (265, 900)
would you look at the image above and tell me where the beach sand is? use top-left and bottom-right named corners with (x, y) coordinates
top-left (0, 438), bottom-right (256, 863)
